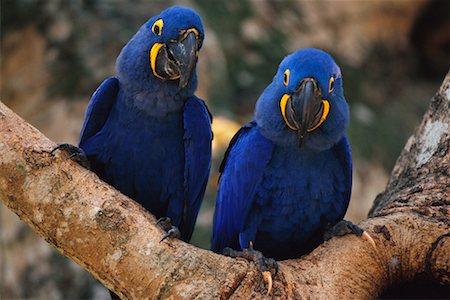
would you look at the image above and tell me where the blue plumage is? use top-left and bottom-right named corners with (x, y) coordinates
top-left (212, 48), bottom-right (351, 259)
top-left (79, 6), bottom-right (212, 242)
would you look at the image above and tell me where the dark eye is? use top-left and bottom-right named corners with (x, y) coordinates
top-left (328, 76), bottom-right (335, 93)
top-left (154, 25), bottom-right (160, 35)
top-left (284, 69), bottom-right (290, 86)
top-left (152, 19), bottom-right (163, 36)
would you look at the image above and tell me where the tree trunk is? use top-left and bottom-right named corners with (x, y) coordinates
top-left (0, 72), bottom-right (449, 299)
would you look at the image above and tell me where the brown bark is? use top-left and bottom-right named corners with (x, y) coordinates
top-left (0, 72), bottom-right (449, 299)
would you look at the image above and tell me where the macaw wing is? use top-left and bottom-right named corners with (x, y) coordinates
top-left (211, 121), bottom-right (274, 252)
top-left (332, 134), bottom-right (353, 217)
top-left (181, 96), bottom-right (213, 241)
top-left (78, 77), bottom-right (119, 148)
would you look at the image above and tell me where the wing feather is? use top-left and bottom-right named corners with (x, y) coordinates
top-left (79, 77), bottom-right (119, 147)
top-left (211, 121), bottom-right (273, 252)
top-left (181, 97), bottom-right (213, 241)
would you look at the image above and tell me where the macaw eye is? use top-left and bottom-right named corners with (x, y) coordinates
top-left (152, 19), bottom-right (163, 36)
top-left (328, 76), bottom-right (335, 93)
top-left (284, 69), bottom-right (290, 86)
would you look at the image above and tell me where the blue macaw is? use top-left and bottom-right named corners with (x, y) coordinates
top-left (212, 48), bottom-right (358, 264)
top-left (69, 6), bottom-right (212, 242)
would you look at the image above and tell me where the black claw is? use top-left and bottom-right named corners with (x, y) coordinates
top-left (157, 217), bottom-right (181, 242)
top-left (160, 227), bottom-right (181, 242)
top-left (324, 220), bottom-right (364, 241)
top-left (156, 216), bottom-right (171, 225)
top-left (52, 143), bottom-right (90, 169)
top-left (156, 217), bottom-right (173, 232)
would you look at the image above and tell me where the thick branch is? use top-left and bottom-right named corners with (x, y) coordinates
top-left (0, 73), bottom-right (449, 299)
top-left (370, 72), bottom-right (450, 218)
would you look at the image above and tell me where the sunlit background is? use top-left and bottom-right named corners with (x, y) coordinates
top-left (1, 0), bottom-right (449, 298)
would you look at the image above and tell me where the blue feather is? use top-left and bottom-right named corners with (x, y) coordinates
top-left (78, 6), bottom-right (211, 242)
top-left (79, 77), bottom-right (119, 145)
top-left (211, 121), bottom-right (273, 252)
top-left (181, 97), bottom-right (213, 240)
top-left (212, 48), bottom-right (351, 259)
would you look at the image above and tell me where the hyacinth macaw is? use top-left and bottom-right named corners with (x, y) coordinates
top-left (56, 6), bottom-right (212, 243)
top-left (212, 48), bottom-right (373, 293)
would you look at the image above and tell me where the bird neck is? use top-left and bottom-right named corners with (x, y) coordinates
top-left (117, 82), bottom-right (191, 118)
top-left (257, 122), bottom-right (343, 154)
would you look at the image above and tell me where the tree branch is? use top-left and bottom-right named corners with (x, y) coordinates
top-left (0, 71), bottom-right (448, 299)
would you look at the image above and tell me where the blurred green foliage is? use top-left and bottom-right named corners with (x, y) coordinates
top-left (196, 0), bottom-right (289, 116)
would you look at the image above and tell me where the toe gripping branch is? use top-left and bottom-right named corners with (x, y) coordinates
top-left (156, 217), bottom-right (181, 242)
top-left (51, 143), bottom-right (91, 169)
top-left (223, 245), bottom-right (278, 295)
top-left (324, 220), bottom-right (377, 250)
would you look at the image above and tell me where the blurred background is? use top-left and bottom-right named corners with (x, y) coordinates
top-left (1, 0), bottom-right (449, 298)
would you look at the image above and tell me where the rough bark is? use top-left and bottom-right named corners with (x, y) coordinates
top-left (0, 72), bottom-right (449, 299)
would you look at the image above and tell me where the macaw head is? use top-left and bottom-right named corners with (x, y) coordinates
top-left (255, 48), bottom-right (349, 151)
top-left (116, 6), bottom-right (204, 95)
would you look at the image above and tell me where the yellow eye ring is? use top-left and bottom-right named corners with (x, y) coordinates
top-left (284, 69), bottom-right (290, 86)
top-left (328, 76), bottom-right (335, 93)
top-left (152, 19), bottom-right (163, 36)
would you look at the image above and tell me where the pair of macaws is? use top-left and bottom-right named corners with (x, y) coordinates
top-left (58, 5), bottom-right (372, 295)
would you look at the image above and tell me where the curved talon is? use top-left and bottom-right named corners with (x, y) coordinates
top-left (51, 143), bottom-right (90, 169)
top-left (362, 231), bottom-right (377, 250)
top-left (157, 217), bottom-right (181, 242)
top-left (156, 216), bottom-right (170, 225)
top-left (262, 271), bottom-right (273, 295)
top-left (221, 245), bottom-right (276, 295)
top-left (50, 145), bottom-right (61, 155)
top-left (68, 152), bottom-right (78, 159)
top-left (156, 217), bottom-right (173, 232)
top-left (160, 227), bottom-right (181, 242)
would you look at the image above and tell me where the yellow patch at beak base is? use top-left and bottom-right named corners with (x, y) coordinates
top-left (280, 94), bottom-right (298, 130)
top-left (279, 94), bottom-right (330, 132)
top-left (308, 99), bottom-right (329, 132)
top-left (150, 43), bottom-right (165, 80)
top-left (149, 43), bottom-right (181, 81)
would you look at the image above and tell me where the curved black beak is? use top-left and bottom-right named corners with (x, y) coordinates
top-left (168, 31), bottom-right (198, 89)
top-left (285, 78), bottom-right (324, 147)
top-left (151, 30), bottom-right (199, 89)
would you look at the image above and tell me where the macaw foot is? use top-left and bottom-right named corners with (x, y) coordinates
top-left (324, 220), bottom-right (376, 250)
top-left (223, 244), bottom-right (278, 295)
top-left (51, 143), bottom-right (90, 169)
top-left (156, 217), bottom-right (181, 242)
